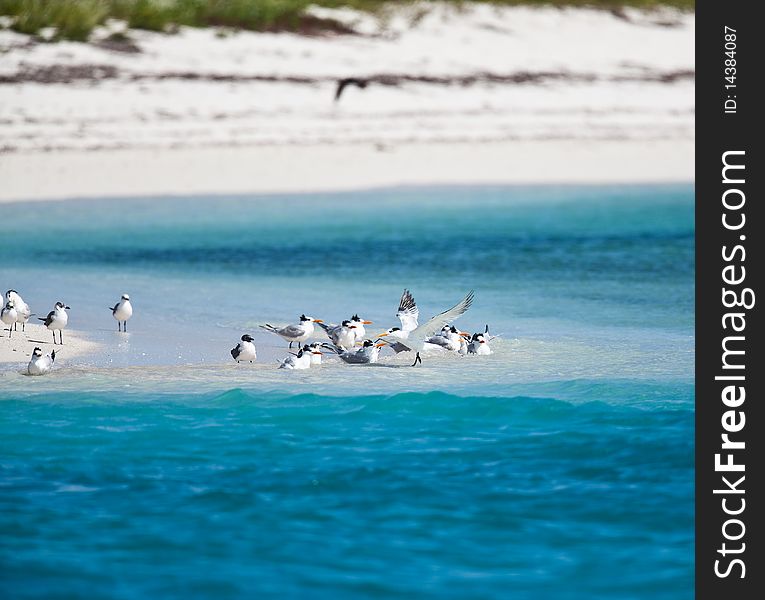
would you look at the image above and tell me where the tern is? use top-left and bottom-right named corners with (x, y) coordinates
top-left (231, 334), bottom-right (257, 363)
top-left (260, 314), bottom-right (323, 348)
top-left (109, 293), bottom-right (133, 332)
top-left (317, 319), bottom-right (357, 350)
top-left (27, 347), bottom-right (56, 376)
top-left (468, 332), bottom-right (493, 355)
top-left (323, 339), bottom-right (385, 365)
top-left (39, 302), bottom-right (70, 345)
top-left (1, 300), bottom-right (18, 337)
top-left (379, 290), bottom-right (474, 366)
top-left (424, 325), bottom-right (470, 352)
top-left (305, 342), bottom-right (324, 365)
top-left (278, 347), bottom-right (312, 370)
top-left (5, 290), bottom-right (32, 331)
top-left (348, 314), bottom-right (373, 345)
top-left (468, 326), bottom-right (495, 355)
top-left (375, 289), bottom-right (421, 353)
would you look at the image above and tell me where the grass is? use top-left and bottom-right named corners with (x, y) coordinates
top-left (0, 0), bottom-right (695, 41)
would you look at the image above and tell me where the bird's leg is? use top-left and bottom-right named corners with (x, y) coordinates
top-left (124, 321), bottom-right (127, 332)
top-left (52, 330), bottom-right (56, 345)
top-left (411, 352), bottom-right (422, 367)
top-left (60, 330), bottom-right (63, 345)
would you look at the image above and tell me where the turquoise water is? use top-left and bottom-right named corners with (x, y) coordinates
top-left (0, 185), bottom-right (694, 598)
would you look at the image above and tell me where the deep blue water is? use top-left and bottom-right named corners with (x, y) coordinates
top-left (0, 184), bottom-right (694, 598)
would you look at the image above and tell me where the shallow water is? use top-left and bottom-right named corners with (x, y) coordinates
top-left (0, 184), bottom-right (694, 598)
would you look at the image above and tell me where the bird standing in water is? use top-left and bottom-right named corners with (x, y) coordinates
top-left (27, 347), bottom-right (56, 375)
top-left (110, 293), bottom-right (133, 332)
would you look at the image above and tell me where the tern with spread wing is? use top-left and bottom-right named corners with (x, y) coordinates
top-left (379, 290), bottom-right (474, 365)
top-left (375, 289), bottom-right (421, 353)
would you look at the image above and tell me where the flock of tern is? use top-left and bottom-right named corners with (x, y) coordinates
top-left (2, 287), bottom-right (496, 376)
top-left (248, 289), bottom-right (496, 369)
top-left (2, 289), bottom-right (131, 376)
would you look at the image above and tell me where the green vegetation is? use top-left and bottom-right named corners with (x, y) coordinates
top-left (0, 0), bottom-right (695, 42)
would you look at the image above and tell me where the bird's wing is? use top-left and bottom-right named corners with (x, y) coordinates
top-left (396, 289), bottom-right (419, 332)
top-left (38, 310), bottom-right (55, 325)
top-left (408, 291), bottom-right (474, 346)
top-left (339, 350), bottom-right (368, 364)
top-left (109, 304), bottom-right (118, 313)
top-left (424, 336), bottom-right (450, 348)
top-left (389, 341), bottom-right (412, 354)
top-left (279, 324), bottom-right (306, 338)
top-left (334, 79), bottom-right (347, 101)
top-left (231, 345), bottom-right (240, 359)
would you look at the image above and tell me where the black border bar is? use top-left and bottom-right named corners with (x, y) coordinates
top-left (696, 1), bottom-right (762, 598)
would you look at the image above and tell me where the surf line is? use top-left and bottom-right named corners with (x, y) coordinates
top-left (712, 150), bottom-right (753, 580)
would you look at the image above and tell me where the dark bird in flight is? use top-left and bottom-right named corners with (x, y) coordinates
top-left (334, 77), bottom-right (368, 102)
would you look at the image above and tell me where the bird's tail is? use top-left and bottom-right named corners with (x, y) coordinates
top-left (259, 324), bottom-right (278, 334)
top-left (51, 350), bottom-right (56, 363)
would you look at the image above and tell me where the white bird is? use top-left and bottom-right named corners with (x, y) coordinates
top-left (317, 319), bottom-right (357, 350)
top-left (260, 314), bottom-right (323, 348)
top-left (39, 302), bottom-right (70, 345)
top-left (27, 347), bottom-right (56, 376)
top-left (468, 332), bottom-right (493, 355)
top-left (304, 342), bottom-right (324, 365)
top-left (424, 325), bottom-right (469, 352)
top-left (109, 293), bottom-right (133, 332)
top-left (395, 289), bottom-right (419, 333)
top-left (348, 314), bottom-right (374, 345)
top-left (325, 339), bottom-right (385, 365)
top-left (278, 347), bottom-right (312, 370)
top-left (1, 300), bottom-right (18, 337)
top-left (468, 326), bottom-right (495, 355)
top-left (230, 334), bottom-right (257, 363)
top-left (374, 289), bottom-right (420, 353)
top-left (380, 290), bottom-right (474, 366)
top-left (5, 290), bottom-right (31, 331)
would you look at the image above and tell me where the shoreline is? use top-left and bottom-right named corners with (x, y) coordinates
top-left (0, 139), bottom-right (694, 203)
top-left (1, 4), bottom-right (694, 203)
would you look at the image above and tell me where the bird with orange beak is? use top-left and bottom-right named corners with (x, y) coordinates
top-left (260, 314), bottom-right (323, 348)
top-left (317, 319), bottom-right (358, 351)
top-left (348, 314), bottom-right (373, 345)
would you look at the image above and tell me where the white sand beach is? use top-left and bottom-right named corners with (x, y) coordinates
top-left (0, 322), bottom-right (100, 365)
top-left (0, 3), bottom-right (694, 202)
